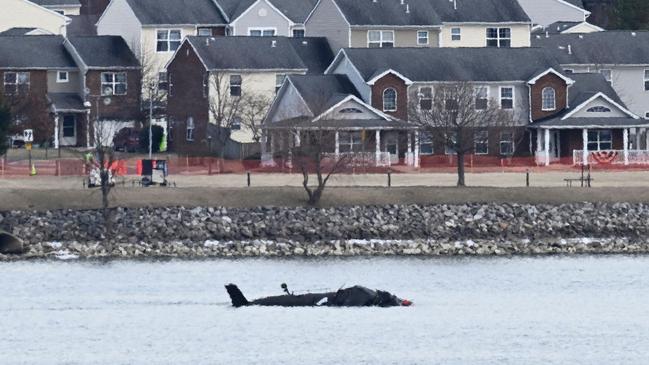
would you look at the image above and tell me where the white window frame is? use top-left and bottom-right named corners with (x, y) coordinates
top-left (499, 131), bottom-right (514, 155)
top-left (231, 116), bottom-right (242, 131)
top-left (339, 131), bottom-right (363, 152)
top-left (445, 132), bottom-right (457, 155)
top-left (62, 115), bottom-right (76, 138)
top-left (474, 130), bottom-right (488, 155)
top-left (451, 27), bottom-right (461, 41)
top-left (644, 69), bottom-right (649, 91)
top-left (383, 88), bottom-right (397, 112)
top-left (499, 86), bottom-right (514, 110)
top-left (101, 72), bottom-right (127, 96)
top-left (475, 86), bottom-right (489, 110)
top-left (541, 87), bottom-right (556, 111)
top-left (156, 29), bottom-right (181, 53)
top-left (600, 69), bottom-right (612, 83)
top-left (186, 117), bottom-right (195, 142)
top-left (417, 30), bottom-right (429, 45)
top-left (418, 86), bottom-right (432, 110)
top-left (486, 27), bottom-right (511, 48)
top-left (292, 28), bottom-right (305, 38)
top-left (229, 74), bottom-right (242, 97)
top-left (368, 30), bottom-right (394, 48)
top-left (587, 129), bottom-right (613, 150)
top-left (56, 71), bottom-right (69, 83)
top-left (197, 28), bottom-right (212, 36)
top-left (645, 111), bottom-right (649, 119)
top-left (3, 72), bottom-right (29, 94)
top-left (587, 106), bottom-right (611, 113)
top-left (420, 133), bottom-right (433, 155)
top-left (248, 27), bottom-right (276, 36)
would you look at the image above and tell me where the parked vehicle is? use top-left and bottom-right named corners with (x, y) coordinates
top-left (112, 127), bottom-right (141, 152)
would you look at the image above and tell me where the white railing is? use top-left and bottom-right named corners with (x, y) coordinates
top-left (323, 152), bottom-right (392, 167)
top-left (572, 150), bottom-right (649, 165)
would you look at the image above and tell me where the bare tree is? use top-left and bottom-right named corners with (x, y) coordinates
top-left (208, 72), bottom-right (247, 162)
top-left (409, 82), bottom-right (517, 186)
top-left (87, 120), bottom-right (121, 224)
top-left (239, 93), bottom-right (273, 143)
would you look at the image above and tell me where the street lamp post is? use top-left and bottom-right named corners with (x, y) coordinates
top-left (148, 81), bottom-right (158, 160)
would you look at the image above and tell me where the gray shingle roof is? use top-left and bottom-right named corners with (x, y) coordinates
top-left (0, 35), bottom-right (76, 69)
top-left (29, 0), bottom-right (80, 6)
top-left (330, 0), bottom-right (529, 26)
top-left (216, 0), bottom-right (318, 23)
top-left (287, 74), bottom-right (360, 115)
top-left (532, 116), bottom-right (648, 128)
top-left (567, 72), bottom-right (623, 107)
top-left (186, 36), bottom-right (331, 72)
top-left (68, 36), bottom-right (140, 68)
top-left (48, 93), bottom-right (86, 112)
top-left (214, 0), bottom-right (256, 22)
top-left (562, 0), bottom-right (585, 10)
top-left (0, 28), bottom-right (38, 36)
top-left (126, 0), bottom-right (227, 25)
top-left (533, 21), bottom-right (582, 34)
top-left (67, 15), bottom-right (99, 36)
top-left (340, 47), bottom-right (564, 82)
top-left (532, 31), bottom-right (649, 65)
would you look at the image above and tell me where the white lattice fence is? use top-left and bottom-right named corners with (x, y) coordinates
top-left (323, 152), bottom-right (392, 167)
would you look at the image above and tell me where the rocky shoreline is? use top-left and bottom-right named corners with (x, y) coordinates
top-left (1, 202), bottom-right (649, 260)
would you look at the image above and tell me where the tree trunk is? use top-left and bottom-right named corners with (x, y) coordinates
top-left (456, 152), bottom-right (466, 187)
top-left (308, 185), bottom-right (324, 206)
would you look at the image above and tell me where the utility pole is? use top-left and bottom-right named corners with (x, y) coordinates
top-left (148, 82), bottom-right (155, 160)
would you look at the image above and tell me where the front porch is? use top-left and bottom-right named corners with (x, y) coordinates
top-left (49, 93), bottom-right (91, 149)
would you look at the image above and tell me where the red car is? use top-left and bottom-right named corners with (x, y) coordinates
top-left (113, 127), bottom-right (141, 152)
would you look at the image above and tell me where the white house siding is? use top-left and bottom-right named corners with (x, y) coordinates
top-left (305, 0), bottom-right (350, 51)
top-left (571, 97), bottom-right (629, 118)
top-left (517, 0), bottom-right (587, 26)
top-left (45, 6), bottom-right (81, 16)
top-left (269, 83), bottom-right (312, 123)
top-left (326, 99), bottom-right (379, 120)
top-left (47, 70), bottom-right (81, 93)
top-left (96, 0), bottom-right (142, 57)
top-left (440, 24), bottom-right (531, 47)
top-left (561, 22), bottom-right (601, 33)
top-left (1, 0), bottom-right (68, 35)
top-left (140, 27), bottom-right (196, 77)
top-left (327, 56), bottom-right (371, 102)
top-left (350, 28), bottom-right (440, 48)
top-left (568, 65), bottom-right (649, 118)
top-left (231, 0), bottom-right (291, 36)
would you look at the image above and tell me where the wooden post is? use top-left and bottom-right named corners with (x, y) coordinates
top-left (623, 128), bottom-right (629, 165)
top-left (247, 171), bottom-right (251, 187)
top-left (208, 158), bottom-right (212, 175)
top-left (582, 128), bottom-right (588, 166)
top-left (544, 129), bottom-right (550, 166)
top-left (387, 170), bottom-right (391, 187)
top-left (526, 169), bottom-right (530, 187)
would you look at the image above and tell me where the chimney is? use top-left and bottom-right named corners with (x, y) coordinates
top-left (406, 4), bottom-right (410, 13)
top-left (568, 44), bottom-right (572, 55)
top-left (578, 34), bottom-right (583, 39)
top-left (271, 40), bottom-right (277, 47)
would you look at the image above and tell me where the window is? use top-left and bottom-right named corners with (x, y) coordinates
top-left (451, 27), bottom-right (461, 41)
top-left (644, 69), bottom-right (649, 91)
top-left (275, 74), bottom-right (286, 93)
top-left (156, 29), bottom-right (181, 52)
top-left (420, 133), bottom-right (433, 155)
top-left (55, 10), bottom-right (64, 15)
top-left (475, 87), bottom-right (488, 110)
top-left (600, 69), bottom-right (612, 83)
top-left (231, 117), bottom-right (241, 130)
top-left (541, 87), bottom-right (556, 111)
top-left (500, 87), bottom-right (514, 109)
top-left (418, 87), bottom-right (432, 110)
top-left (645, 111), bottom-right (649, 119)
top-left (339, 131), bottom-right (362, 152)
top-left (339, 108), bottom-right (363, 114)
top-left (249, 28), bottom-right (275, 36)
top-left (368, 30), bottom-right (394, 48)
top-left (158, 72), bottom-right (168, 91)
top-left (57, 71), bottom-right (69, 83)
top-left (202, 74), bottom-right (209, 98)
top-left (186, 117), bottom-right (195, 141)
top-left (587, 106), bottom-right (611, 113)
top-left (3, 72), bottom-right (29, 94)
top-left (499, 132), bottom-right (514, 155)
top-left (62, 115), bottom-right (75, 137)
top-left (564, 69), bottom-right (574, 74)
top-left (486, 27), bottom-right (511, 48)
top-left (229, 75), bottom-right (242, 97)
top-left (383, 88), bottom-right (397, 111)
top-left (475, 130), bottom-right (488, 155)
top-left (417, 31), bottom-right (429, 45)
top-left (292, 29), bottom-right (305, 38)
top-left (101, 72), bottom-right (127, 95)
top-left (445, 132), bottom-right (457, 155)
top-left (197, 28), bottom-right (212, 36)
top-left (588, 130), bottom-right (612, 150)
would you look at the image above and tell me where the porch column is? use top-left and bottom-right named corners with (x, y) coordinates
top-left (645, 128), bottom-right (649, 151)
top-left (582, 128), bottom-right (588, 166)
top-left (407, 132), bottom-right (413, 166)
top-left (544, 128), bottom-right (550, 166)
top-left (260, 131), bottom-right (267, 156)
top-left (536, 129), bottom-right (542, 152)
top-left (623, 128), bottom-right (629, 165)
top-left (86, 110), bottom-right (91, 148)
top-left (414, 130), bottom-right (420, 168)
top-left (635, 128), bottom-right (641, 150)
top-left (334, 131), bottom-right (340, 157)
top-left (294, 130), bottom-right (301, 147)
top-left (54, 114), bottom-right (59, 150)
top-left (269, 131), bottom-right (275, 156)
top-left (375, 130), bottom-right (381, 165)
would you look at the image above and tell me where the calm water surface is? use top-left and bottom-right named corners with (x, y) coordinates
top-left (1, 256), bottom-right (649, 364)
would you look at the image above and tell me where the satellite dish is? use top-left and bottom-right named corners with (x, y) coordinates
top-left (103, 87), bottom-right (113, 96)
top-left (103, 97), bottom-right (112, 106)
top-left (84, 87), bottom-right (90, 95)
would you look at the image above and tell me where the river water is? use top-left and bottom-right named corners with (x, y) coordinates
top-left (2, 256), bottom-right (649, 364)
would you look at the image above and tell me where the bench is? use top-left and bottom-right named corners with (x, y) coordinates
top-left (564, 177), bottom-right (594, 187)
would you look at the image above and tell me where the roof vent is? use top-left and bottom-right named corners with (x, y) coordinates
top-left (302, 40), bottom-right (308, 45)
top-left (400, 0), bottom-right (404, 4)
top-left (535, 35), bottom-right (541, 39)
top-left (271, 40), bottom-right (277, 47)
top-left (545, 31), bottom-right (549, 38)
top-left (406, 4), bottom-right (410, 13)
top-left (205, 38), bottom-right (209, 46)
top-left (632, 32), bottom-right (637, 37)
top-left (372, 0), bottom-right (377, 3)
top-left (568, 44), bottom-right (572, 55)
top-left (578, 34), bottom-right (584, 39)
top-left (450, 0), bottom-right (457, 10)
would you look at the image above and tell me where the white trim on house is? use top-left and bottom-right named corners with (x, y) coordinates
top-left (367, 69), bottom-right (414, 86)
top-left (19, 0), bottom-right (71, 22)
top-left (230, 0), bottom-right (294, 32)
top-left (561, 92), bottom-right (640, 120)
top-left (528, 67), bottom-right (575, 85)
top-left (305, 0), bottom-right (352, 27)
top-left (499, 85), bottom-right (515, 110)
top-left (311, 94), bottom-right (395, 123)
top-left (247, 27), bottom-right (278, 36)
top-left (164, 38), bottom-right (210, 71)
top-left (560, 22), bottom-right (604, 33)
top-left (56, 71), bottom-right (69, 83)
top-left (555, 0), bottom-right (591, 16)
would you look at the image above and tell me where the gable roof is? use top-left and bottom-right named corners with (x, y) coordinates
top-left (182, 36), bottom-right (330, 72)
top-left (288, 74), bottom-right (360, 116)
top-left (562, 0), bottom-right (585, 10)
top-left (29, 0), bottom-right (80, 6)
top-left (566, 72), bottom-right (623, 107)
top-left (0, 27), bottom-right (39, 36)
top-left (67, 15), bottom-right (99, 36)
top-left (336, 47), bottom-right (564, 83)
top-left (430, 0), bottom-right (530, 23)
top-left (0, 35), bottom-right (76, 69)
top-left (67, 36), bottom-right (139, 68)
top-left (125, 0), bottom-right (227, 26)
top-left (217, 0), bottom-right (318, 23)
top-left (532, 31), bottom-right (649, 65)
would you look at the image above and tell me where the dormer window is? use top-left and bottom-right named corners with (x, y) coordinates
top-left (368, 30), bottom-right (394, 48)
top-left (417, 31), bottom-right (429, 45)
top-left (486, 28), bottom-right (511, 48)
top-left (156, 29), bottom-right (181, 52)
top-left (587, 106), bottom-right (612, 113)
top-left (339, 108), bottom-right (363, 114)
top-left (383, 88), bottom-right (397, 112)
top-left (451, 28), bottom-right (461, 41)
top-left (541, 87), bottom-right (556, 111)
